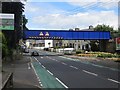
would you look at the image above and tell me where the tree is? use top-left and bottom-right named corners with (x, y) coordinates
top-left (92, 24), bottom-right (114, 52)
top-left (0, 32), bottom-right (8, 59)
top-left (2, 2), bottom-right (25, 49)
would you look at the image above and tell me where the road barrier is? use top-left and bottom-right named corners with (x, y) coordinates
top-left (2, 73), bottom-right (13, 90)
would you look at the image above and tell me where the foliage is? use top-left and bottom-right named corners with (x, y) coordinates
top-left (89, 40), bottom-right (99, 51)
top-left (0, 32), bottom-right (9, 59)
top-left (2, 2), bottom-right (25, 49)
top-left (76, 50), bottom-right (84, 54)
top-left (77, 51), bottom-right (120, 58)
top-left (91, 24), bottom-right (116, 52)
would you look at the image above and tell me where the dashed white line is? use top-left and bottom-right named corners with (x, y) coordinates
top-left (52, 59), bottom-right (55, 60)
top-left (82, 70), bottom-right (98, 76)
top-left (55, 60), bottom-right (60, 62)
top-left (70, 66), bottom-right (78, 69)
top-left (39, 62), bottom-right (41, 65)
top-left (61, 62), bottom-right (67, 65)
top-left (41, 57), bottom-right (43, 59)
top-left (108, 78), bottom-right (120, 84)
top-left (42, 65), bottom-right (46, 69)
top-left (31, 62), bottom-right (42, 87)
top-left (47, 70), bottom-right (53, 76)
top-left (56, 78), bottom-right (68, 89)
top-left (34, 57), bottom-right (39, 62)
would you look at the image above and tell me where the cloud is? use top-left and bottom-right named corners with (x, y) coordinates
top-left (27, 10), bottom-right (118, 30)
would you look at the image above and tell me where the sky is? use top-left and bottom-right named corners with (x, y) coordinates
top-left (24, 0), bottom-right (119, 30)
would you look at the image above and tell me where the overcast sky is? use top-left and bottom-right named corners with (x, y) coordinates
top-left (24, 0), bottom-right (119, 30)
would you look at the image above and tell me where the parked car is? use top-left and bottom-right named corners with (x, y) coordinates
top-left (24, 49), bottom-right (29, 53)
top-left (31, 51), bottom-right (39, 56)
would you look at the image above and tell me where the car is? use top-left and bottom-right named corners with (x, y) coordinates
top-left (24, 49), bottom-right (29, 53)
top-left (31, 51), bottom-right (39, 56)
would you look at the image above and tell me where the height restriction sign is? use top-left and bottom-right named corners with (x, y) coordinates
top-left (0, 13), bottom-right (14, 30)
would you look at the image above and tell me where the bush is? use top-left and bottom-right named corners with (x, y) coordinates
top-left (76, 50), bottom-right (84, 54)
top-left (97, 53), bottom-right (118, 58)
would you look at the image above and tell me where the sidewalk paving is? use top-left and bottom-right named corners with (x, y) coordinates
top-left (2, 56), bottom-right (41, 89)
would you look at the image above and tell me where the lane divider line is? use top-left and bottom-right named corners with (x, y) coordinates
top-left (52, 59), bottom-right (55, 60)
top-left (33, 56), bottom-right (69, 88)
top-left (70, 66), bottom-right (78, 69)
top-left (62, 62), bottom-right (67, 65)
top-left (42, 65), bottom-right (46, 69)
top-left (108, 78), bottom-right (120, 84)
top-left (47, 70), bottom-right (54, 76)
top-left (34, 57), bottom-right (39, 62)
top-left (39, 62), bottom-right (41, 65)
top-left (55, 78), bottom-right (68, 89)
top-left (82, 70), bottom-right (98, 76)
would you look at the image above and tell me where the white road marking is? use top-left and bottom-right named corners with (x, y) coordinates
top-left (47, 70), bottom-right (53, 75)
top-left (70, 66), bottom-right (78, 69)
top-left (41, 57), bottom-right (43, 59)
top-left (56, 78), bottom-right (68, 88)
top-left (34, 85), bottom-right (41, 88)
top-left (39, 62), bottom-right (41, 65)
top-left (62, 62), bottom-right (67, 65)
top-left (31, 62), bottom-right (42, 87)
top-left (54, 60), bottom-right (59, 62)
top-left (108, 78), bottom-right (120, 84)
top-left (28, 63), bottom-right (31, 69)
top-left (34, 57), bottom-right (39, 62)
top-left (82, 70), bottom-right (98, 76)
top-left (42, 65), bottom-right (46, 69)
top-left (52, 59), bottom-right (55, 60)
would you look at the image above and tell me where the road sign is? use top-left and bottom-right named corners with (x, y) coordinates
top-left (0, 13), bottom-right (14, 30)
top-left (116, 37), bottom-right (120, 50)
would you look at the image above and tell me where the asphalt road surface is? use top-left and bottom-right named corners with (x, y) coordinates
top-left (29, 49), bottom-right (120, 89)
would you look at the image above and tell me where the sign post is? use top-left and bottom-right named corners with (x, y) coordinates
top-left (0, 13), bottom-right (14, 30)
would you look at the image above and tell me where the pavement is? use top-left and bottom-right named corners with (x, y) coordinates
top-left (2, 56), bottom-right (41, 89)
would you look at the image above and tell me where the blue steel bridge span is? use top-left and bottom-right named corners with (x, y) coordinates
top-left (23, 30), bottom-right (110, 40)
